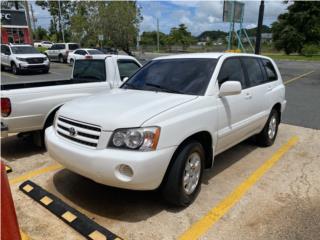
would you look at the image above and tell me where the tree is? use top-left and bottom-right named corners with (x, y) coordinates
top-left (70, 1), bottom-right (105, 46)
top-left (100, 1), bottom-right (142, 54)
top-left (272, 1), bottom-right (320, 54)
top-left (35, 0), bottom-right (74, 42)
top-left (33, 26), bottom-right (49, 41)
top-left (140, 31), bottom-right (166, 46)
top-left (166, 24), bottom-right (195, 49)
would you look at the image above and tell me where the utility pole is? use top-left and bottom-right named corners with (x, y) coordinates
top-left (58, 0), bottom-right (65, 42)
top-left (24, 0), bottom-right (33, 44)
top-left (255, 0), bottom-right (264, 54)
top-left (156, 18), bottom-right (160, 53)
top-left (30, 4), bottom-right (37, 40)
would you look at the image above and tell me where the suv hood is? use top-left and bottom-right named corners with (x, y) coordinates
top-left (14, 53), bottom-right (46, 58)
top-left (58, 89), bottom-right (197, 131)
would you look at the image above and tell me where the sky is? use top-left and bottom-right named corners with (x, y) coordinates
top-left (31, 0), bottom-right (291, 36)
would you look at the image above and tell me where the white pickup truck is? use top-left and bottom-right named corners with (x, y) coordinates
top-left (1, 55), bottom-right (142, 143)
top-left (46, 53), bottom-right (286, 206)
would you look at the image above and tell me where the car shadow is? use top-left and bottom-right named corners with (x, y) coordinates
top-left (52, 139), bottom-right (257, 222)
top-left (1, 135), bottom-right (45, 161)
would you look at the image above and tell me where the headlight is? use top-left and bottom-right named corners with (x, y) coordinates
top-left (16, 57), bottom-right (27, 62)
top-left (44, 57), bottom-right (49, 61)
top-left (109, 127), bottom-right (160, 151)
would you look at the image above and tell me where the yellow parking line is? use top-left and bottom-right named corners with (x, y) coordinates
top-left (1, 71), bottom-right (18, 79)
top-left (179, 136), bottom-right (299, 240)
top-left (284, 70), bottom-right (314, 85)
top-left (9, 163), bottom-right (63, 185)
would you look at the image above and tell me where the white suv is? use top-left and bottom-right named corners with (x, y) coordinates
top-left (1, 44), bottom-right (50, 74)
top-left (45, 43), bottom-right (80, 63)
top-left (46, 53), bottom-right (286, 206)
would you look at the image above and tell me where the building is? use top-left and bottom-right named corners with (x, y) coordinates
top-left (1, 6), bottom-right (32, 44)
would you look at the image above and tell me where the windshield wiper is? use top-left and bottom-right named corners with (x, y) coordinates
top-left (145, 82), bottom-right (182, 94)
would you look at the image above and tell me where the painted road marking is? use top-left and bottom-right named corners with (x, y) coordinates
top-left (284, 70), bottom-right (315, 85)
top-left (1, 71), bottom-right (18, 79)
top-left (5, 165), bottom-right (12, 173)
top-left (9, 163), bottom-right (63, 185)
top-left (20, 180), bottom-right (122, 240)
top-left (179, 136), bottom-right (299, 240)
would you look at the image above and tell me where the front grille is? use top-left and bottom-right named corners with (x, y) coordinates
top-left (26, 58), bottom-right (44, 64)
top-left (56, 116), bottom-right (101, 148)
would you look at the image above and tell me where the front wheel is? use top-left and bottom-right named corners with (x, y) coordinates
top-left (11, 62), bottom-right (19, 75)
top-left (161, 141), bottom-right (205, 207)
top-left (256, 109), bottom-right (279, 147)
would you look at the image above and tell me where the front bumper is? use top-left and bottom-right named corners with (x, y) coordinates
top-left (19, 62), bottom-right (50, 71)
top-left (45, 127), bottom-right (176, 190)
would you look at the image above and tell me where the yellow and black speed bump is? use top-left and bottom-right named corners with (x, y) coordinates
top-left (5, 165), bottom-right (12, 173)
top-left (19, 180), bottom-right (123, 240)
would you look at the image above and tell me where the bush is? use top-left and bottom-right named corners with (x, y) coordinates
top-left (301, 44), bottom-right (320, 56)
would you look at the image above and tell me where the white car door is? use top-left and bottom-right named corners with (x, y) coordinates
top-left (1, 45), bottom-right (11, 66)
top-left (215, 57), bottom-right (256, 153)
top-left (240, 57), bottom-right (272, 132)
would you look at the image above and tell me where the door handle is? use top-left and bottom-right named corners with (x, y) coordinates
top-left (244, 92), bottom-right (252, 99)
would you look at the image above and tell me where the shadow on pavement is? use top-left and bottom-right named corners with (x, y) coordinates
top-left (52, 139), bottom-right (257, 222)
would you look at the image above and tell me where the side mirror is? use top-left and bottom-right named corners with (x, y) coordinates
top-left (122, 77), bottom-right (129, 82)
top-left (219, 81), bottom-right (242, 97)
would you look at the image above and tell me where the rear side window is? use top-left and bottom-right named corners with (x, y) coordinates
top-left (218, 58), bottom-right (247, 88)
top-left (73, 60), bottom-right (106, 82)
top-left (242, 57), bottom-right (265, 87)
top-left (117, 60), bottom-right (141, 80)
top-left (68, 44), bottom-right (80, 50)
top-left (261, 59), bottom-right (278, 81)
top-left (74, 50), bottom-right (86, 55)
top-left (52, 44), bottom-right (65, 50)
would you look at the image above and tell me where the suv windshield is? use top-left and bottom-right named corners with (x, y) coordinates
top-left (11, 46), bottom-right (39, 54)
top-left (73, 60), bottom-right (106, 82)
top-left (122, 58), bottom-right (217, 95)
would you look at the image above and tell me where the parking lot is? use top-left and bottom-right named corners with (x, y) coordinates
top-left (2, 59), bottom-right (320, 240)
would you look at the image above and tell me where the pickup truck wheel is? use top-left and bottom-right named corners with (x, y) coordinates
top-left (256, 109), bottom-right (279, 147)
top-left (161, 141), bottom-right (204, 207)
top-left (11, 63), bottom-right (19, 75)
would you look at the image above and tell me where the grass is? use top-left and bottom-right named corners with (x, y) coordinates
top-left (264, 53), bottom-right (320, 61)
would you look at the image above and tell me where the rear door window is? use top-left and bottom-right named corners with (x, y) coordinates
top-left (73, 60), bottom-right (106, 82)
top-left (218, 58), bottom-right (247, 88)
top-left (68, 44), bottom-right (80, 50)
top-left (117, 60), bottom-right (141, 80)
top-left (241, 57), bottom-right (265, 87)
top-left (261, 59), bottom-right (278, 81)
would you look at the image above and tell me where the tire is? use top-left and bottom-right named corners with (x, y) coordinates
top-left (59, 55), bottom-right (64, 63)
top-left (42, 68), bottom-right (49, 74)
top-left (1, 64), bottom-right (5, 71)
top-left (11, 62), bottom-right (19, 75)
top-left (161, 141), bottom-right (205, 207)
top-left (256, 109), bottom-right (279, 147)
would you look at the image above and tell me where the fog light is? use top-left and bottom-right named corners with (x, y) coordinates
top-left (115, 164), bottom-right (134, 182)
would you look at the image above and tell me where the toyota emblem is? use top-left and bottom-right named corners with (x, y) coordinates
top-left (69, 127), bottom-right (77, 137)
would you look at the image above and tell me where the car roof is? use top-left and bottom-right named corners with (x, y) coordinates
top-left (80, 54), bottom-right (138, 61)
top-left (154, 52), bottom-right (271, 60)
top-left (75, 48), bottom-right (100, 51)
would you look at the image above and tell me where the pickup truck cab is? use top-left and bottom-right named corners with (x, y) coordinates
top-left (1, 55), bottom-right (142, 141)
top-left (46, 53), bottom-right (286, 206)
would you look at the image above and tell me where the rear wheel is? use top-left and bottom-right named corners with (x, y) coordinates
top-left (161, 141), bottom-right (204, 207)
top-left (11, 62), bottom-right (19, 75)
top-left (59, 55), bottom-right (64, 63)
top-left (256, 109), bottom-right (279, 147)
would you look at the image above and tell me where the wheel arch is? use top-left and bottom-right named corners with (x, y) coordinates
top-left (42, 105), bottom-right (62, 130)
top-left (272, 102), bottom-right (282, 122)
